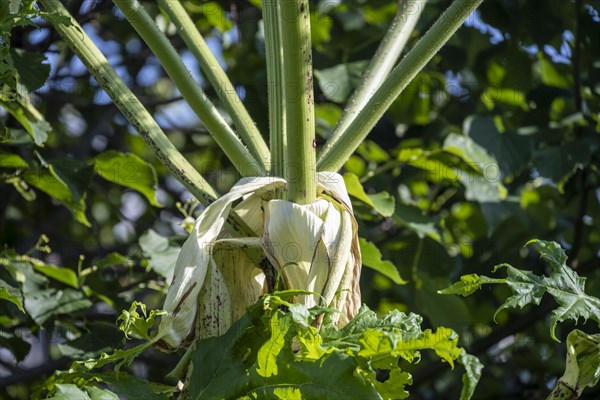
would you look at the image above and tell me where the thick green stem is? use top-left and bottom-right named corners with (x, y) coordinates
top-left (280, 0), bottom-right (316, 204)
top-left (317, 0), bottom-right (483, 172)
top-left (319, 0), bottom-right (426, 161)
top-left (39, 0), bottom-right (257, 238)
top-left (114, 0), bottom-right (264, 177)
top-left (263, 0), bottom-right (286, 179)
top-left (158, 0), bottom-right (270, 170)
top-left (38, 0), bottom-right (217, 205)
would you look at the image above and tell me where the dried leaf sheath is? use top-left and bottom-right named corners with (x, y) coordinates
top-left (156, 173), bottom-right (362, 351)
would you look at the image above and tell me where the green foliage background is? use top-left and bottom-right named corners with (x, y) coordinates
top-left (1, 0), bottom-right (599, 398)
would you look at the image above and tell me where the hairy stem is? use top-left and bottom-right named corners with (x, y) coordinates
top-left (280, 0), bottom-right (316, 204)
top-left (263, 0), bottom-right (286, 179)
top-left (38, 0), bottom-right (217, 205)
top-left (158, 0), bottom-right (270, 170)
top-left (114, 0), bottom-right (264, 176)
top-left (320, 0), bottom-right (426, 161)
top-left (317, 0), bottom-right (483, 172)
top-left (39, 0), bottom-right (257, 237)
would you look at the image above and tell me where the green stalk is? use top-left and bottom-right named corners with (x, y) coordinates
top-left (280, 0), bottom-right (316, 204)
top-left (38, 0), bottom-right (217, 205)
top-left (113, 0), bottom-right (265, 177)
top-left (317, 0), bottom-right (483, 172)
top-left (263, 0), bottom-right (286, 179)
top-left (319, 0), bottom-right (426, 161)
top-left (39, 0), bottom-right (257, 238)
top-left (158, 0), bottom-right (270, 170)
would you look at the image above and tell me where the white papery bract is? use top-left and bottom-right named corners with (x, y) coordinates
top-left (155, 173), bottom-right (361, 351)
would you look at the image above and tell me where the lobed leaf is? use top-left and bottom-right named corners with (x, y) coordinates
top-left (441, 240), bottom-right (600, 341)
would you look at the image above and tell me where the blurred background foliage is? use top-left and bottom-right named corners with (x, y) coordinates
top-left (0, 0), bottom-right (599, 399)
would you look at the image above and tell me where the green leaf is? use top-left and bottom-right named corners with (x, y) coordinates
top-left (314, 60), bottom-right (369, 103)
top-left (94, 150), bottom-right (161, 207)
top-left (49, 160), bottom-right (95, 204)
top-left (116, 301), bottom-right (165, 340)
top-left (47, 384), bottom-right (92, 400)
top-left (538, 54), bottom-right (572, 89)
top-left (0, 98), bottom-right (51, 146)
top-left (464, 116), bottom-right (531, 178)
top-left (321, 305), bottom-right (423, 353)
top-left (359, 238), bottom-right (406, 284)
top-left (443, 133), bottom-right (496, 169)
top-left (356, 140), bottom-right (391, 163)
top-left (370, 367), bottom-right (412, 400)
top-left (442, 240), bottom-right (600, 342)
top-left (24, 167), bottom-right (90, 226)
top-left (256, 312), bottom-right (290, 378)
top-left (458, 351), bottom-right (483, 400)
top-left (367, 192), bottom-right (395, 217)
top-left (0, 278), bottom-right (24, 312)
top-left (33, 263), bottom-right (78, 288)
top-left (0, 152), bottom-right (28, 169)
top-left (359, 327), bottom-right (462, 368)
top-left (438, 274), bottom-right (506, 296)
top-left (100, 373), bottom-right (169, 400)
top-left (533, 141), bottom-right (591, 192)
top-left (85, 387), bottom-right (120, 400)
top-left (0, 328), bottom-right (31, 362)
top-left (343, 173), bottom-right (395, 216)
top-left (25, 288), bottom-right (92, 325)
top-left (492, 263), bottom-right (547, 321)
top-left (393, 204), bottom-right (441, 242)
top-left (138, 230), bottom-right (180, 281)
top-left (481, 87), bottom-right (528, 110)
top-left (10, 48), bottom-right (51, 92)
top-left (58, 323), bottom-right (125, 360)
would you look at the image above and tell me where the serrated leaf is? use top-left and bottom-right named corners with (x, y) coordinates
top-left (492, 264), bottom-right (546, 321)
top-left (94, 150), bottom-right (161, 207)
top-left (116, 301), bottom-right (165, 340)
top-left (73, 342), bottom-right (152, 372)
top-left (359, 327), bottom-right (462, 368)
top-left (370, 367), bottom-right (412, 399)
top-left (321, 306), bottom-right (423, 354)
top-left (442, 240), bottom-right (600, 342)
top-left (359, 238), bottom-right (406, 284)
